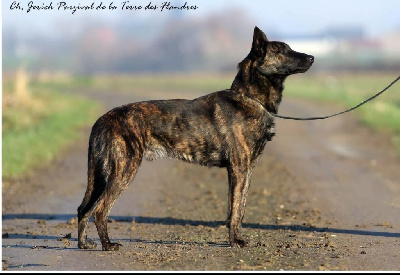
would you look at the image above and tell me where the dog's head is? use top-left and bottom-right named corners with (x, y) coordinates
top-left (250, 26), bottom-right (314, 76)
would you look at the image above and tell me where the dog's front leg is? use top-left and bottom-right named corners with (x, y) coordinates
top-left (227, 164), bottom-right (252, 248)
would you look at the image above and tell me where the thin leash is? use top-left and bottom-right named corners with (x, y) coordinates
top-left (272, 75), bottom-right (400, 121)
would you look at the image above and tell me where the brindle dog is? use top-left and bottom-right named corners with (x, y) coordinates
top-left (77, 26), bottom-right (314, 251)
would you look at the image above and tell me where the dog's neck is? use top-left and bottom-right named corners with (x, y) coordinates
top-left (231, 59), bottom-right (286, 114)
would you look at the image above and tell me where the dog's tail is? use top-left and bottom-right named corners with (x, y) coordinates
top-left (78, 140), bottom-right (106, 220)
top-left (77, 121), bottom-right (109, 232)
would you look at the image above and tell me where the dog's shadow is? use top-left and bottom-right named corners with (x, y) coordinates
top-left (3, 213), bottom-right (399, 249)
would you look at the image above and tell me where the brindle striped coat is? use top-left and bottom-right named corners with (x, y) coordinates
top-left (78, 26), bottom-right (314, 251)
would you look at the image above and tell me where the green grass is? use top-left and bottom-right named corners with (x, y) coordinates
top-left (2, 81), bottom-right (100, 179)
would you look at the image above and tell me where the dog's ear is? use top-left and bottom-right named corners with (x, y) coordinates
top-left (251, 26), bottom-right (268, 58)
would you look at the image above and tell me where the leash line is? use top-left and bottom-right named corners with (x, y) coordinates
top-left (273, 75), bottom-right (400, 121)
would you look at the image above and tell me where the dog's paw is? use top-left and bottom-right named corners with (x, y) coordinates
top-left (230, 237), bottom-right (249, 248)
top-left (78, 239), bottom-right (98, 249)
top-left (102, 242), bottom-right (122, 251)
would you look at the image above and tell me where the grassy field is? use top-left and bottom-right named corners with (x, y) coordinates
top-left (3, 72), bottom-right (399, 180)
top-left (2, 75), bottom-right (100, 179)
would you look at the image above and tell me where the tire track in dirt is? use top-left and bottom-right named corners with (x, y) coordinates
top-left (2, 89), bottom-right (400, 271)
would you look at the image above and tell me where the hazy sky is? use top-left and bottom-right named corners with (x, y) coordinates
top-left (3, 0), bottom-right (400, 38)
top-left (203, 0), bottom-right (400, 37)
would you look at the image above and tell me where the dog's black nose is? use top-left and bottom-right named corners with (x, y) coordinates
top-left (308, 56), bottom-right (314, 63)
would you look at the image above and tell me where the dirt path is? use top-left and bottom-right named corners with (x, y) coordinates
top-left (2, 88), bottom-right (400, 271)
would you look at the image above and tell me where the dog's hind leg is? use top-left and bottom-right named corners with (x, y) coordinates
top-left (92, 137), bottom-right (143, 251)
top-left (227, 163), bottom-right (252, 248)
top-left (78, 127), bottom-right (144, 250)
